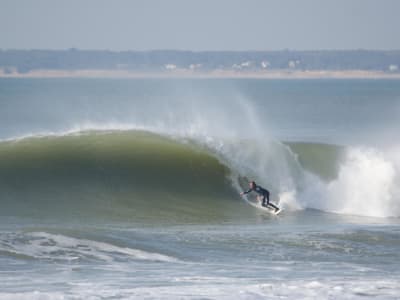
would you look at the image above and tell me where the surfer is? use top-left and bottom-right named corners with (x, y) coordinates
top-left (240, 181), bottom-right (280, 212)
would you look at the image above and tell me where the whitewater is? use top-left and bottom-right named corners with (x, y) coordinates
top-left (0, 78), bottom-right (400, 299)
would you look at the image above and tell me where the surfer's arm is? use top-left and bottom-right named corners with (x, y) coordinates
top-left (240, 189), bottom-right (252, 196)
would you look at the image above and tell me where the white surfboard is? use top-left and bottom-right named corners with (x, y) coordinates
top-left (243, 197), bottom-right (283, 215)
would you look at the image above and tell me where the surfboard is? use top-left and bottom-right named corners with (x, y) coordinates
top-left (243, 197), bottom-right (283, 215)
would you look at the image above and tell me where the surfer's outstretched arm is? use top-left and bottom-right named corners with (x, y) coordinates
top-left (240, 189), bottom-right (252, 196)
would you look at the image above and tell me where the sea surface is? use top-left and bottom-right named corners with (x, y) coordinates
top-left (0, 78), bottom-right (400, 299)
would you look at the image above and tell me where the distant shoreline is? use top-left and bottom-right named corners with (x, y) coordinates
top-left (1, 69), bottom-right (400, 79)
top-left (2, 49), bottom-right (399, 79)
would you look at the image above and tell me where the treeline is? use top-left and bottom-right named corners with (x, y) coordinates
top-left (0, 49), bottom-right (399, 73)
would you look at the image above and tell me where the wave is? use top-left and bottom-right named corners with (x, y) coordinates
top-left (0, 130), bottom-right (247, 223)
top-left (0, 129), bottom-right (399, 220)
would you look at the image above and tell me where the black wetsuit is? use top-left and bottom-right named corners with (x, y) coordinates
top-left (243, 185), bottom-right (279, 211)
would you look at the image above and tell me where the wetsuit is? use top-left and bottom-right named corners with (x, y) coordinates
top-left (243, 184), bottom-right (279, 211)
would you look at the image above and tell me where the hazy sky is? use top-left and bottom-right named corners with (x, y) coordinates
top-left (1, 0), bottom-right (399, 51)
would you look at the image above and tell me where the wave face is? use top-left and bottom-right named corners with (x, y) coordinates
top-left (1, 129), bottom-right (399, 221)
top-left (0, 131), bottom-right (245, 223)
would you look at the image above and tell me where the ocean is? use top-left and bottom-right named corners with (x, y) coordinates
top-left (0, 78), bottom-right (399, 299)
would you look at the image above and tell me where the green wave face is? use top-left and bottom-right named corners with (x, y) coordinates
top-left (0, 130), bottom-right (352, 223)
top-left (0, 131), bottom-right (245, 223)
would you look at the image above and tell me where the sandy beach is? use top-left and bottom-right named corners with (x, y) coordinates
top-left (1, 68), bottom-right (400, 79)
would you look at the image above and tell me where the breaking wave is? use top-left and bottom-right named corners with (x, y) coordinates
top-left (0, 128), bottom-right (399, 220)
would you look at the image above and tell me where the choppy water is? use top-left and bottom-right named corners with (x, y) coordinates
top-left (0, 78), bottom-right (399, 299)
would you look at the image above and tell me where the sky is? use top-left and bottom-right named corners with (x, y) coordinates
top-left (1, 0), bottom-right (399, 51)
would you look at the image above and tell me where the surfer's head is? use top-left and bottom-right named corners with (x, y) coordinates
top-left (249, 181), bottom-right (256, 189)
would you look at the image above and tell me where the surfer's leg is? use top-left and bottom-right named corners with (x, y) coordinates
top-left (261, 195), bottom-right (267, 207)
top-left (268, 202), bottom-right (280, 211)
top-left (263, 191), bottom-right (270, 207)
top-left (265, 191), bottom-right (279, 212)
